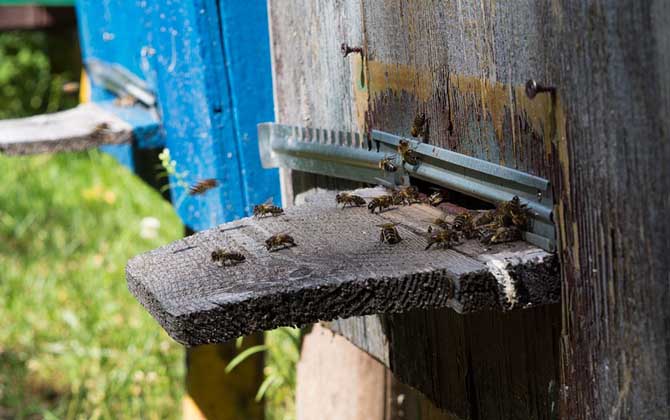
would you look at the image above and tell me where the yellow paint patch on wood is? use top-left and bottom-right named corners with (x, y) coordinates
top-left (353, 59), bottom-right (558, 154)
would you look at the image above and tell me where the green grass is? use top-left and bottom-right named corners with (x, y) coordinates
top-left (0, 151), bottom-right (185, 419)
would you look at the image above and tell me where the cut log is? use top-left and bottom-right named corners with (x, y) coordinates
top-left (126, 188), bottom-right (558, 346)
top-left (0, 102), bottom-right (157, 155)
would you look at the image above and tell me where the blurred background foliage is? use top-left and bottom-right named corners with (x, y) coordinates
top-left (0, 29), bottom-right (297, 419)
top-left (0, 31), bottom-right (79, 118)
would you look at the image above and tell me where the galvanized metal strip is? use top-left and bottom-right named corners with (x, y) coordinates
top-left (258, 122), bottom-right (556, 251)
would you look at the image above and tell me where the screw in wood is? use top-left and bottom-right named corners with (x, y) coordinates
top-left (525, 79), bottom-right (556, 99)
top-left (340, 43), bottom-right (363, 58)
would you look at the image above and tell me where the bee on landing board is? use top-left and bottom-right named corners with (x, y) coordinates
top-left (253, 198), bottom-right (284, 218)
top-left (265, 233), bottom-right (297, 252)
top-left (452, 212), bottom-right (477, 239)
top-left (378, 155), bottom-right (398, 173)
top-left (378, 223), bottom-right (402, 245)
top-left (335, 192), bottom-right (366, 208)
top-left (391, 186), bottom-right (420, 206)
top-left (367, 195), bottom-right (394, 214)
top-left (211, 249), bottom-right (246, 266)
top-left (397, 140), bottom-right (420, 167)
top-left (425, 227), bottom-right (459, 250)
top-left (429, 216), bottom-right (450, 232)
top-left (426, 190), bottom-right (447, 207)
top-left (188, 178), bottom-right (219, 195)
top-left (480, 226), bottom-right (521, 245)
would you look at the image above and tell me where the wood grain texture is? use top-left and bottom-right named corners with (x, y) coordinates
top-left (0, 103), bottom-right (131, 155)
top-left (328, 305), bottom-right (561, 420)
top-left (269, 1), bottom-right (670, 418)
top-left (126, 188), bottom-right (557, 346)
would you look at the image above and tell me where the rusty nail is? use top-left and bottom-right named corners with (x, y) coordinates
top-left (525, 79), bottom-right (556, 99)
top-left (341, 42), bottom-right (363, 58)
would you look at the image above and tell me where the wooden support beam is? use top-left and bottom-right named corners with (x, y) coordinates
top-left (127, 187), bottom-right (558, 346)
top-left (0, 102), bottom-right (159, 155)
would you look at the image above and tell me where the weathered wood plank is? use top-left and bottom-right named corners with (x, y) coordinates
top-left (0, 102), bottom-right (143, 155)
top-left (328, 304), bottom-right (561, 420)
top-left (127, 188), bottom-right (557, 346)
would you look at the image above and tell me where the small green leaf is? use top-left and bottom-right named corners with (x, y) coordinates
top-left (225, 345), bottom-right (268, 374)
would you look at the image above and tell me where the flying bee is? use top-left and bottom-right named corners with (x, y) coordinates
top-left (392, 185), bottom-right (420, 206)
top-left (397, 140), bottom-right (420, 166)
top-left (211, 249), bottom-right (246, 266)
top-left (265, 233), bottom-right (297, 251)
top-left (253, 198), bottom-right (284, 218)
top-left (114, 94), bottom-right (137, 107)
top-left (426, 190), bottom-right (447, 206)
top-left (411, 113), bottom-right (427, 138)
top-left (378, 155), bottom-right (398, 173)
top-left (335, 192), bottom-right (366, 208)
top-left (425, 227), bottom-right (459, 250)
top-left (368, 195), bottom-right (394, 214)
top-left (378, 223), bottom-right (402, 245)
top-left (452, 212), bottom-right (477, 239)
top-left (188, 178), bottom-right (219, 195)
top-left (481, 226), bottom-right (521, 245)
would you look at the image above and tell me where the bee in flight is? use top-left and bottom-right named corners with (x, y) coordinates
top-left (397, 140), bottom-right (420, 166)
top-left (335, 192), bottom-right (366, 208)
top-left (189, 178), bottom-right (219, 195)
top-left (391, 185), bottom-right (420, 206)
top-left (253, 198), bottom-right (284, 218)
top-left (367, 195), bottom-right (394, 214)
top-left (378, 155), bottom-right (398, 173)
top-left (411, 113), bottom-right (427, 139)
top-left (211, 249), bottom-right (246, 266)
top-left (425, 227), bottom-right (459, 250)
top-left (378, 223), bottom-right (402, 245)
top-left (265, 233), bottom-right (297, 252)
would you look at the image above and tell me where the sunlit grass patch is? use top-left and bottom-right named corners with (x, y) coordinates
top-left (0, 150), bottom-right (184, 419)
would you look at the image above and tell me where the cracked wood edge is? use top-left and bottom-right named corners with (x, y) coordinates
top-left (0, 102), bottom-right (133, 155)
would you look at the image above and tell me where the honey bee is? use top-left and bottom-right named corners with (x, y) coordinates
top-left (92, 122), bottom-right (111, 139)
top-left (367, 195), bottom-right (394, 214)
top-left (496, 196), bottom-right (529, 228)
top-left (397, 140), bottom-right (420, 166)
top-left (481, 226), bottom-right (521, 245)
top-left (378, 223), bottom-right (402, 244)
top-left (392, 185), bottom-right (420, 206)
top-left (378, 155), bottom-right (398, 173)
top-left (425, 227), bottom-right (459, 250)
top-left (211, 249), bottom-right (246, 266)
top-left (426, 190), bottom-right (447, 206)
top-left (188, 178), bottom-right (219, 195)
top-left (411, 113), bottom-right (427, 138)
top-left (335, 192), bottom-right (366, 208)
top-left (452, 212), bottom-right (477, 239)
top-left (265, 233), bottom-right (297, 251)
top-left (114, 94), bottom-right (137, 107)
top-left (430, 217), bottom-right (450, 231)
top-left (474, 209), bottom-right (498, 227)
top-left (253, 198), bottom-right (284, 218)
